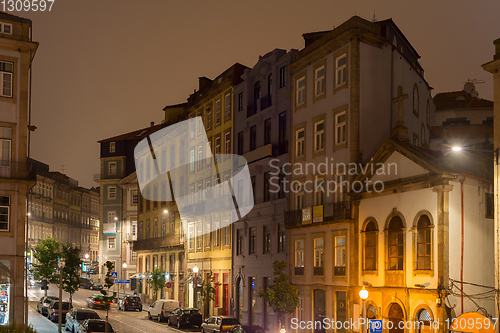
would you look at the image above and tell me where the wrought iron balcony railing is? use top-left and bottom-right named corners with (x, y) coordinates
top-left (260, 95), bottom-right (272, 110)
top-left (133, 234), bottom-right (182, 251)
top-left (284, 201), bottom-right (352, 228)
top-left (0, 161), bottom-right (36, 180)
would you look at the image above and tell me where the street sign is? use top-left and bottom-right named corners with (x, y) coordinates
top-left (165, 281), bottom-right (173, 290)
top-left (110, 272), bottom-right (117, 278)
top-left (369, 320), bottom-right (383, 333)
top-left (114, 279), bottom-right (130, 284)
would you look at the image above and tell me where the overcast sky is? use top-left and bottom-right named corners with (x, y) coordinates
top-left (21, 0), bottom-right (500, 188)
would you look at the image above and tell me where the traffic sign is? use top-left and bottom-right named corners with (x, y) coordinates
top-left (165, 281), bottom-right (173, 290)
top-left (114, 279), bottom-right (130, 284)
top-left (370, 320), bottom-right (382, 333)
top-left (110, 272), bottom-right (117, 278)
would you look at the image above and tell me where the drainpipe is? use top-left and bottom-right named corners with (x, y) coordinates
top-left (460, 175), bottom-right (466, 314)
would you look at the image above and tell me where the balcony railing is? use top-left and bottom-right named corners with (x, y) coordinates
top-left (260, 95), bottom-right (272, 110)
top-left (272, 140), bottom-right (288, 157)
top-left (334, 266), bottom-right (346, 276)
top-left (247, 103), bottom-right (257, 117)
top-left (285, 201), bottom-right (352, 228)
top-left (313, 266), bottom-right (324, 276)
top-left (295, 267), bottom-right (304, 276)
top-left (0, 161), bottom-right (36, 180)
top-left (133, 234), bottom-right (181, 251)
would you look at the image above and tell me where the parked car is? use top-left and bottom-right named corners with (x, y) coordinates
top-left (118, 295), bottom-right (142, 311)
top-left (46, 300), bottom-right (72, 322)
top-left (36, 296), bottom-right (59, 316)
top-left (201, 316), bottom-right (240, 333)
top-left (77, 319), bottom-right (114, 333)
top-left (79, 277), bottom-right (103, 291)
top-left (86, 294), bottom-right (113, 309)
top-left (229, 325), bottom-right (265, 333)
top-left (65, 308), bottom-right (100, 333)
top-left (147, 299), bottom-right (180, 322)
top-left (167, 308), bottom-right (203, 328)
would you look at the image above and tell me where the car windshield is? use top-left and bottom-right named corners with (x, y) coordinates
top-left (183, 310), bottom-right (199, 315)
top-left (53, 302), bottom-right (71, 310)
top-left (77, 312), bottom-right (100, 320)
top-left (127, 297), bottom-right (140, 301)
top-left (222, 318), bottom-right (239, 325)
top-left (88, 322), bottom-right (113, 332)
top-left (44, 297), bottom-right (58, 303)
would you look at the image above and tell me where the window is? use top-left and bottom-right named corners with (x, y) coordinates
top-left (421, 125), bottom-right (425, 146)
top-left (314, 238), bottom-right (324, 275)
top-left (263, 172), bottom-right (271, 202)
top-left (108, 186), bottom-right (116, 200)
top-left (264, 118), bottom-right (271, 145)
top-left (295, 129), bottom-right (305, 157)
top-left (413, 84), bottom-right (419, 116)
top-left (335, 54), bottom-right (347, 87)
top-left (416, 309), bottom-right (432, 333)
top-left (314, 120), bottom-right (324, 152)
top-left (417, 215), bottom-right (431, 270)
top-left (204, 222), bottom-right (212, 248)
top-left (215, 136), bottom-right (221, 156)
top-left (197, 182), bottom-right (203, 202)
top-left (295, 240), bottom-right (304, 275)
top-left (247, 227), bottom-right (256, 254)
top-left (109, 142), bottom-right (115, 153)
top-left (247, 125), bottom-right (256, 152)
top-left (215, 99), bottom-right (221, 125)
top-left (107, 236), bottom-right (116, 249)
top-left (279, 66), bottom-right (286, 88)
top-left (335, 112), bottom-right (346, 146)
top-left (278, 223), bottom-right (286, 253)
top-left (314, 178), bottom-right (324, 206)
top-left (238, 131), bottom-right (244, 155)
top-left (189, 148), bottom-right (195, 171)
top-left (153, 218), bottom-right (158, 238)
top-left (314, 66), bottom-right (325, 96)
top-left (0, 61), bottom-right (13, 98)
top-left (225, 93), bottom-right (231, 120)
top-left (263, 225), bottom-right (271, 254)
top-left (0, 196), bottom-right (10, 231)
top-left (0, 23), bottom-right (12, 35)
top-left (214, 221), bottom-right (220, 247)
top-left (225, 131), bottom-right (231, 154)
top-left (388, 216), bottom-right (404, 270)
top-left (364, 221), bottom-right (377, 270)
top-left (169, 214), bottom-right (175, 235)
top-left (254, 81), bottom-right (261, 104)
top-left (108, 162), bottom-right (117, 175)
top-left (295, 184), bottom-right (304, 209)
top-left (205, 105), bottom-right (212, 129)
top-left (427, 100), bottom-right (431, 127)
top-left (296, 77), bottom-right (305, 106)
top-left (236, 229), bottom-right (243, 255)
top-left (238, 92), bottom-right (243, 112)
top-left (224, 225), bottom-right (230, 246)
top-left (196, 223), bottom-right (202, 250)
top-left (279, 112), bottom-right (286, 143)
top-left (335, 236), bottom-right (346, 276)
top-left (198, 145), bottom-right (203, 169)
top-left (188, 225), bottom-right (194, 250)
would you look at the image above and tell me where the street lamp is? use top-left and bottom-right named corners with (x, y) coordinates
top-left (192, 265), bottom-right (199, 309)
top-left (163, 209), bottom-right (168, 214)
top-left (359, 286), bottom-right (369, 333)
top-left (58, 258), bottom-right (66, 333)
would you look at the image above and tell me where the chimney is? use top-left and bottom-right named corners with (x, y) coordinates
top-left (198, 77), bottom-right (212, 91)
top-left (151, 122), bottom-right (154, 127)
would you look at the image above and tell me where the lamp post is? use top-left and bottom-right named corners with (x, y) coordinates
top-left (121, 262), bottom-right (127, 299)
top-left (359, 286), bottom-right (369, 333)
top-left (58, 258), bottom-right (65, 333)
top-left (192, 265), bottom-right (199, 309)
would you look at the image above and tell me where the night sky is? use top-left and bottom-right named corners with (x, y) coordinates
top-left (20, 0), bottom-right (500, 188)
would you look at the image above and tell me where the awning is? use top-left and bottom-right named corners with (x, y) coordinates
top-left (129, 273), bottom-right (141, 279)
top-left (179, 273), bottom-right (192, 284)
top-left (449, 312), bottom-right (494, 333)
top-left (141, 273), bottom-right (152, 279)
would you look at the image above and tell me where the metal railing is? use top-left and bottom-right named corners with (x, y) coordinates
top-left (247, 103), bottom-right (257, 117)
top-left (334, 266), bottom-right (346, 276)
top-left (260, 95), bottom-right (272, 110)
top-left (284, 201), bottom-right (352, 228)
top-left (133, 234), bottom-right (182, 251)
top-left (0, 161), bottom-right (36, 180)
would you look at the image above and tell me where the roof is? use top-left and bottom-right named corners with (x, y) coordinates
top-left (0, 11), bottom-right (32, 24)
top-left (433, 90), bottom-right (493, 111)
top-left (98, 123), bottom-right (167, 143)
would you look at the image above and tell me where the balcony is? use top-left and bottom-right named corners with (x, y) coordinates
top-left (260, 95), bottom-right (272, 110)
top-left (272, 140), bottom-right (288, 157)
top-left (133, 234), bottom-right (182, 252)
top-left (334, 266), bottom-right (346, 276)
top-left (0, 161), bottom-right (36, 181)
top-left (284, 201), bottom-right (352, 228)
top-left (243, 144), bottom-right (272, 164)
top-left (247, 103), bottom-right (257, 117)
top-left (294, 267), bottom-right (304, 276)
top-left (313, 266), bottom-right (324, 276)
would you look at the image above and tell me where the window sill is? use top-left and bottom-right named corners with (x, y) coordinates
top-left (312, 149), bottom-right (325, 159)
top-left (313, 93), bottom-right (326, 103)
top-left (362, 270), bottom-right (378, 276)
top-left (295, 103), bottom-right (306, 112)
top-left (413, 269), bottom-right (434, 277)
top-left (333, 143), bottom-right (347, 152)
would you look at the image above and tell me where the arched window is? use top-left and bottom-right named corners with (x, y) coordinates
top-left (254, 81), bottom-right (261, 103)
top-left (364, 220), bottom-right (377, 270)
top-left (268, 73), bottom-right (272, 96)
top-left (388, 216), bottom-right (404, 270)
top-left (413, 84), bottom-right (419, 116)
top-left (367, 304), bottom-right (377, 319)
top-left (388, 303), bottom-right (405, 333)
top-left (417, 308), bottom-right (432, 333)
top-left (417, 215), bottom-right (431, 270)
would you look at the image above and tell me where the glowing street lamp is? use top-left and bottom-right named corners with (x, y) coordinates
top-left (452, 146), bottom-right (462, 151)
top-left (163, 209), bottom-right (168, 214)
top-left (359, 286), bottom-right (369, 333)
top-left (192, 265), bottom-right (199, 308)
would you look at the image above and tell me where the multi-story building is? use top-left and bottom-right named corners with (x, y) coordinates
top-left (231, 49), bottom-right (295, 330)
top-left (0, 12), bottom-right (37, 325)
top-left (286, 16), bottom-right (434, 332)
top-left (79, 186), bottom-right (100, 263)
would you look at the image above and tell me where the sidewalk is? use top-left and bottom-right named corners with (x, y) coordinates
top-left (28, 305), bottom-right (56, 333)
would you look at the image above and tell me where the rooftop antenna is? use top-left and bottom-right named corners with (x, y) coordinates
top-left (463, 78), bottom-right (485, 85)
top-left (60, 165), bottom-right (66, 173)
top-left (372, 10), bottom-right (377, 22)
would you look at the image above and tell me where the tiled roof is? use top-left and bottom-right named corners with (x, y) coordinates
top-left (98, 123), bottom-right (167, 143)
top-left (433, 91), bottom-right (493, 111)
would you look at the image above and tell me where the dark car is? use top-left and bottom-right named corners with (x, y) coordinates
top-left (36, 296), bottom-right (59, 316)
top-left (201, 316), bottom-right (240, 333)
top-left (118, 295), bottom-right (142, 311)
top-left (168, 308), bottom-right (202, 328)
top-left (86, 294), bottom-right (113, 309)
top-left (65, 308), bottom-right (100, 333)
top-left (77, 319), bottom-right (114, 333)
top-left (46, 300), bottom-right (72, 323)
top-left (230, 325), bottom-right (265, 333)
top-left (79, 277), bottom-right (103, 291)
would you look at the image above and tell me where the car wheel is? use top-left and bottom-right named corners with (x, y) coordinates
top-left (148, 312), bottom-right (152, 320)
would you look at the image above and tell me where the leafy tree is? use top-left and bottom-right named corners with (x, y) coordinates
top-left (32, 237), bottom-right (60, 296)
top-left (199, 272), bottom-right (219, 318)
top-left (61, 244), bottom-right (82, 306)
top-left (258, 260), bottom-right (299, 328)
top-left (148, 268), bottom-right (166, 301)
top-left (98, 261), bottom-right (116, 333)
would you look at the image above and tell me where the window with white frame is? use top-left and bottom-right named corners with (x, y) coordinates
top-left (189, 184), bottom-right (195, 205)
top-left (0, 61), bottom-right (13, 98)
top-left (196, 223), bottom-right (202, 250)
top-left (0, 196), bottom-right (10, 231)
top-left (189, 148), bottom-right (195, 171)
top-left (109, 142), bottom-right (115, 153)
top-left (131, 190), bottom-right (138, 205)
top-left (108, 186), bottom-right (117, 200)
top-left (335, 236), bottom-right (346, 268)
top-left (215, 136), bottom-right (221, 156)
top-left (197, 182), bottom-right (203, 202)
top-left (224, 225), bottom-right (230, 246)
top-left (224, 93), bottom-right (231, 119)
top-left (215, 99), bottom-right (221, 125)
top-left (0, 23), bottom-right (12, 34)
top-left (225, 131), bottom-right (231, 155)
top-left (213, 221), bottom-right (220, 247)
top-left (107, 236), bottom-right (116, 249)
top-left (314, 178), bottom-right (324, 206)
top-left (206, 139), bottom-right (212, 162)
top-left (108, 162), bottom-right (117, 175)
top-left (296, 77), bottom-right (305, 106)
top-left (296, 128), bottom-right (305, 158)
top-left (188, 224), bottom-right (194, 250)
top-left (335, 112), bottom-right (346, 145)
top-left (295, 240), bottom-right (305, 273)
top-left (315, 66), bottom-right (325, 96)
top-left (314, 238), bottom-right (324, 269)
top-left (0, 127), bottom-right (11, 166)
top-left (295, 184), bottom-right (305, 209)
top-left (314, 121), bottom-right (324, 152)
top-left (107, 211), bottom-right (116, 223)
top-left (198, 145), bottom-right (203, 169)
top-left (335, 54), bottom-right (347, 87)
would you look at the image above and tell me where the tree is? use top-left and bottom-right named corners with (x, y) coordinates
top-left (98, 261), bottom-right (116, 333)
top-left (148, 268), bottom-right (166, 301)
top-left (258, 260), bottom-right (299, 328)
top-left (32, 237), bottom-right (60, 296)
top-left (199, 272), bottom-right (219, 318)
top-left (61, 244), bottom-right (82, 306)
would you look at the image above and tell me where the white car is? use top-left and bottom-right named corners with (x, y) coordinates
top-left (147, 299), bottom-right (180, 322)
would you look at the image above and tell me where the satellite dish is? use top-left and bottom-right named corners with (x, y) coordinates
top-left (471, 90), bottom-right (479, 98)
top-left (446, 294), bottom-right (457, 309)
top-left (464, 82), bottom-right (475, 94)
